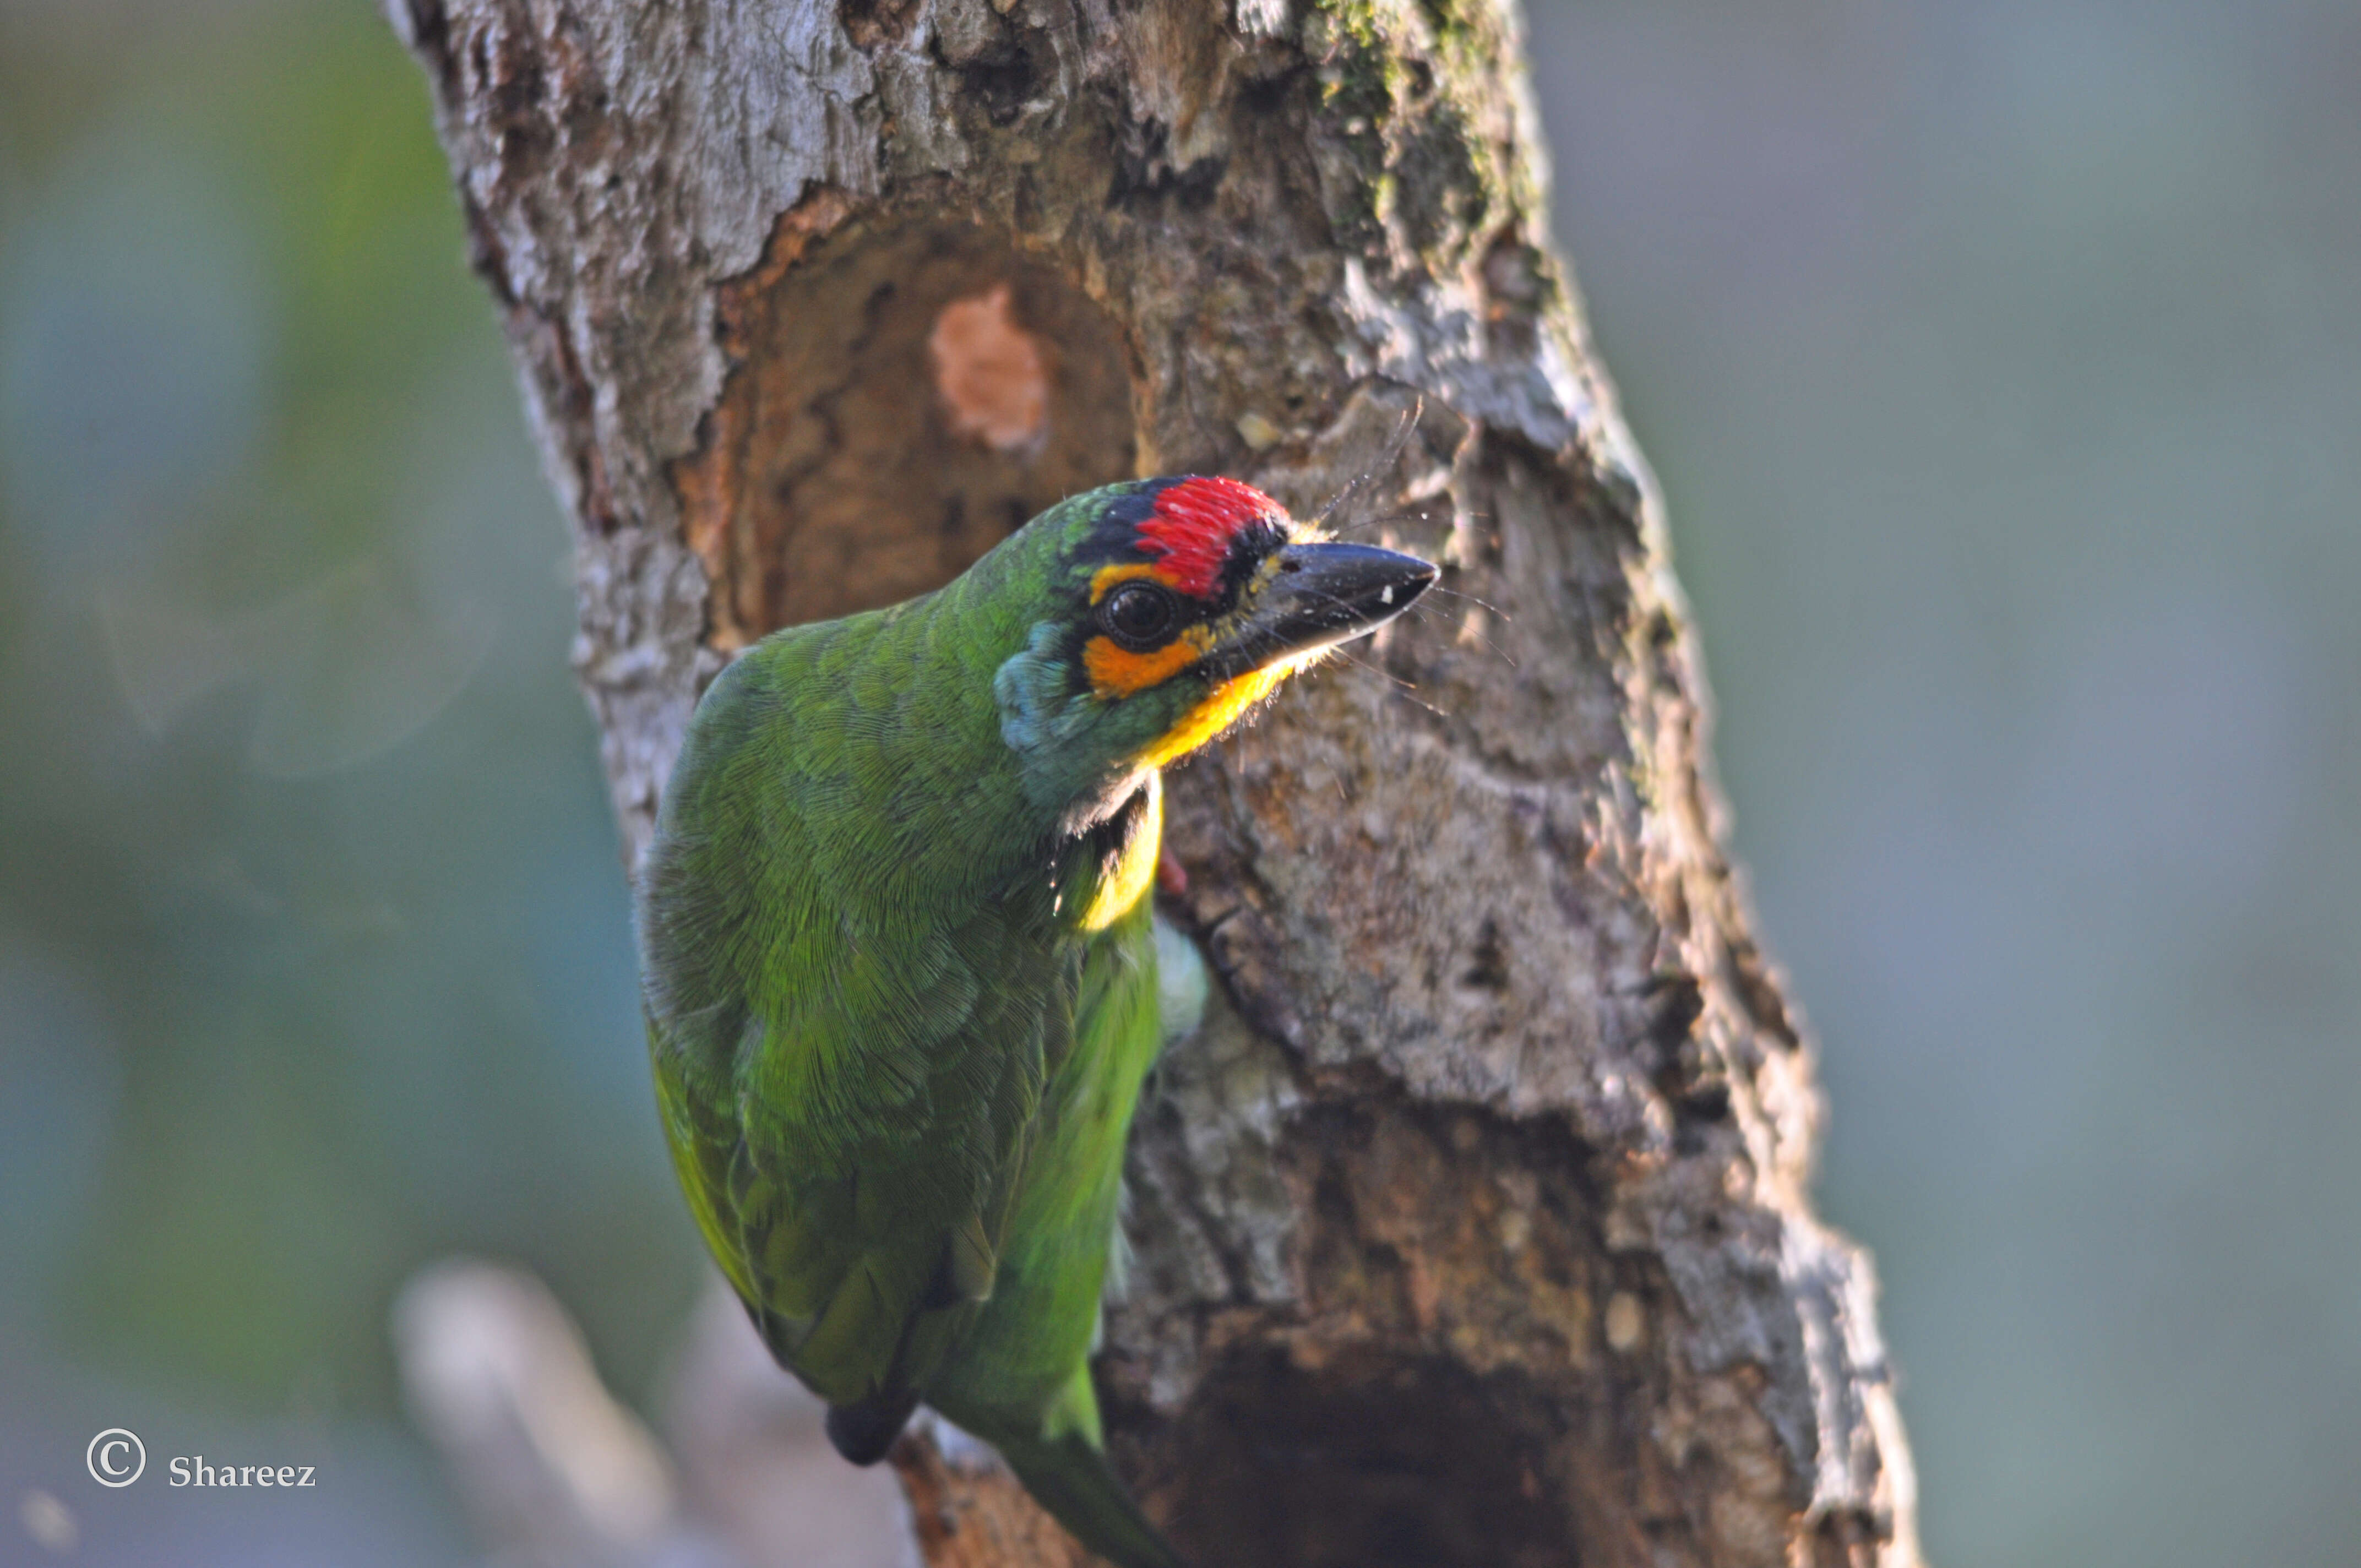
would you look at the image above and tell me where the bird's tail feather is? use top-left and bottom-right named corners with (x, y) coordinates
top-left (990, 1426), bottom-right (1189, 1568)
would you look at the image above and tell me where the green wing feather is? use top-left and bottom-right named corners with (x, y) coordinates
top-left (641, 598), bottom-right (1058, 1415)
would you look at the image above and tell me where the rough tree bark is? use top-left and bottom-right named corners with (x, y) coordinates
top-left (387, 0), bottom-right (1922, 1563)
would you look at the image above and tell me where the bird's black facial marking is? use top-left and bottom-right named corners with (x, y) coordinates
top-left (1212, 516), bottom-right (1291, 603)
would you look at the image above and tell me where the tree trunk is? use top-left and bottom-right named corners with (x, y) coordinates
top-left (387, 0), bottom-right (1923, 1562)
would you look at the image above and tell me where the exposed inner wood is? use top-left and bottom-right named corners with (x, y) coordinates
top-left (931, 284), bottom-right (1052, 454)
top-left (674, 210), bottom-right (1138, 647)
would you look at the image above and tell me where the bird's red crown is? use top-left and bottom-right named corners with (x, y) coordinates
top-left (1135, 476), bottom-right (1285, 598)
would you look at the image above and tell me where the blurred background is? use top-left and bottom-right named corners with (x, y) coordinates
top-left (0, 0), bottom-right (2353, 1564)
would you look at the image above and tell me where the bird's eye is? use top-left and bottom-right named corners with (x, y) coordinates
top-left (1098, 582), bottom-right (1180, 650)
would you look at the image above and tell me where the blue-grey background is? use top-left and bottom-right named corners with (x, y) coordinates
top-left (1, 1), bottom-right (2354, 1563)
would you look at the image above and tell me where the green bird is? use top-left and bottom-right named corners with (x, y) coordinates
top-left (637, 475), bottom-right (1434, 1566)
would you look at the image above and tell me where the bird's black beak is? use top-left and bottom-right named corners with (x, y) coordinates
top-left (1214, 541), bottom-right (1438, 675)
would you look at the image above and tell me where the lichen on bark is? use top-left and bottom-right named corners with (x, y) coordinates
top-left (388, 0), bottom-right (1924, 1560)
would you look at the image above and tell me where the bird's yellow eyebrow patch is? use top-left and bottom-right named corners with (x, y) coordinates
top-left (1083, 626), bottom-right (1210, 695)
top-left (1087, 562), bottom-right (1174, 605)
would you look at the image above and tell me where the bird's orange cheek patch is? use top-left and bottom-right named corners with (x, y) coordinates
top-left (1084, 626), bottom-right (1211, 696)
